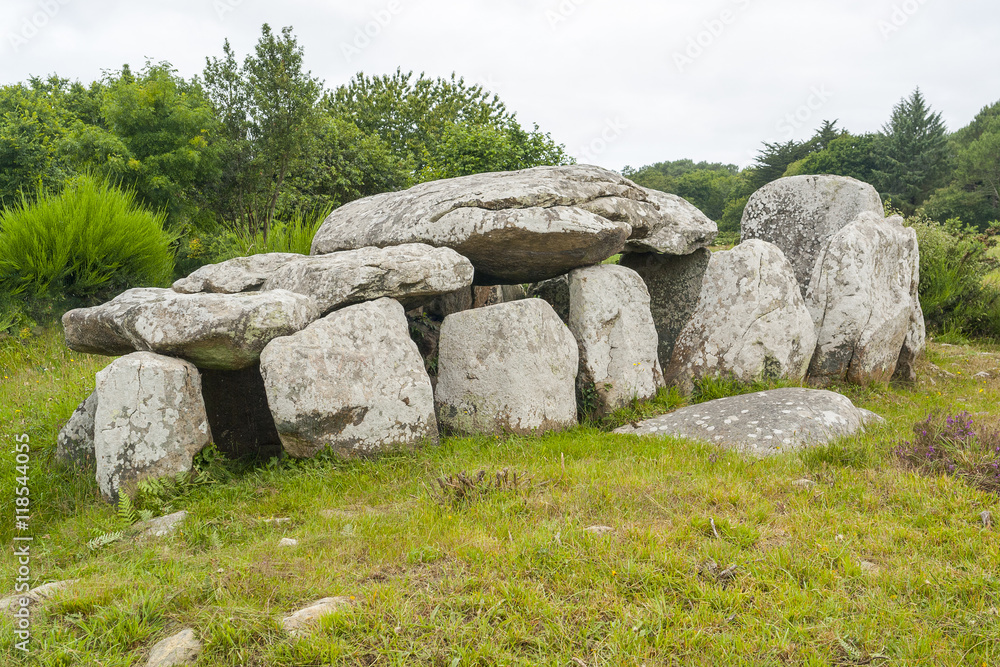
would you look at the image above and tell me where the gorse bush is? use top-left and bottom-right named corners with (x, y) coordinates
top-left (0, 175), bottom-right (175, 306)
top-left (907, 214), bottom-right (1000, 338)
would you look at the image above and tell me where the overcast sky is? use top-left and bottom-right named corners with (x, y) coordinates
top-left (3, 0), bottom-right (998, 170)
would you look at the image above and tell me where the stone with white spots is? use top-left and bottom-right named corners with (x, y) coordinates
top-left (94, 353), bottom-right (212, 500)
top-left (56, 391), bottom-right (98, 469)
top-left (613, 388), bottom-right (881, 456)
top-left (664, 240), bottom-right (817, 393)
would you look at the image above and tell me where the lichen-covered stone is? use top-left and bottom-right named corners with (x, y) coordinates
top-left (94, 353), bottom-right (211, 500)
top-left (56, 391), bottom-right (97, 469)
top-left (63, 288), bottom-right (320, 370)
top-left (172, 253), bottom-right (302, 293)
top-left (282, 597), bottom-right (354, 636)
top-left (435, 299), bottom-right (578, 435)
top-left (620, 248), bottom-right (710, 369)
top-left (806, 212), bottom-right (921, 385)
top-left (261, 244), bottom-right (474, 314)
top-left (260, 298), bottom-right (438, 458)
top-left (624, 187), bottom-right (718, 254)
top-left (741, 175), bottom-right (884, 294)
top-left (568, 265), bottom-right (663, 416)
top-left (145, 628), bottom-right (202, 667)
top-left (614, 388), bottom-right (881, 456)
top-left (665, 240), bottom-right (816, 393)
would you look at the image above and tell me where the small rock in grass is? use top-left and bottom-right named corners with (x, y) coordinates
top-left (278, 538), bottom-right (298, 547)
top-left (859, 561), bottom-right (879, 574)
top-left (975, 371), bottom-right (991, 379)
top-left (791, 479), bottom-right (816, 489)
top-left (145, 628), bottom-right (202, 667)
top-left (139, 511), bottom-right (188, 539)
top-left (1, 580), bottom-right (79, 616)
top-left (282, 597), bottom-right (354, 635)
top-left (264, 517), bottom-right (291, 525)
top-left (583, 525), bottom-right (614, 535)
top-left (982, 511), bottom-right (993, 529)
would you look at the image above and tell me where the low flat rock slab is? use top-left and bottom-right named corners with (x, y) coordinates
top-left (613, 388), bottom-right (881, 456)
top-left (311, 165), bottom-right (672, 284)
top-left (282, 596), bottom-right (354, 635)
top-left (172, 253), bottom-right (303, 293)
top-left (63, 288), bottom-right (319, 370)
top-left (1, 580), bottom-right (79, 616)
top-left (262, 244), bottom-right (474, 314)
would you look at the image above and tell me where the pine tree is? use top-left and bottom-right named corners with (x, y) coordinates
top-left (874, 88), bottom-right (950, 213)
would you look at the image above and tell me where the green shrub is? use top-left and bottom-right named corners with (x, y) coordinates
top-left (0, 175), bottom-right (175, 307)
top-left (209, 207), bottom-right (330, 261)
top-left (908, 215), bottom-right (1000, 338)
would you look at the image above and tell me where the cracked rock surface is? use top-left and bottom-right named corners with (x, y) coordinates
top-left (94, 352), bottom-right (211, 500)
top-left (664, 240), bottom-right (817, 394)
top-left (741, 175), bottom-right (884, 295)
top-left (260, 298), bottom-right (438, 459)
top-left (613, 388), bottom-right (881, 456)
top-left (806, 212), bottom-right (922, 385)
top-left (568, 264), bottom-right (663, 417)
top-left (311, 165), bottom-right (714, 284)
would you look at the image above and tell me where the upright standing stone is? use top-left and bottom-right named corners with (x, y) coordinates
top-left (806, 212), bottom-right (921, 385)
top-left (94, 353), bottom-right (212, 500)
top-left (436, 299), bottom-right (578, 435)
top-left (665, 240), bottom-right (817, 394)
top-left (568, 265), bottom-right (663, 416)
top-left (741, 175), bottom-right (884, 295)
top-left (56, 391), bottom-right (98, 469)
top-left (260, 298), bottom-right (438, 458)
top-left (620, 248), bottom-right (711, 369)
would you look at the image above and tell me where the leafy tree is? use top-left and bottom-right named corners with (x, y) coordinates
top-left (873, 88), bottom-right (950, 213)
top-left (0, 83), bottom-right (72, 205)
top-left (783, 132), bottom-right (883, 184)
top-left (203, 24), bottom-right (322, 239)
top-left (419, 121), bottom-right (568, 181)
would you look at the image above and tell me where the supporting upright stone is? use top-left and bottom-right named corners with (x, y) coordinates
top-left (56, 391), bottom-right (98, 469)
top-left (435, 299), bottom-right (578, 435)
top-left (260, 298), bottom-right (438, 458)
top-left (94, 352), bottom-right (212, 500)
top-left (567, 265), bottom-right (663, 417)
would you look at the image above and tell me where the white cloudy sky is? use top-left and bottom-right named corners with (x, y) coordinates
top-left (2, 0), bottom-right (998, 169)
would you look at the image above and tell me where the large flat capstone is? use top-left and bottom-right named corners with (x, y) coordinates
top-left (613, 388), bottom-right (881, 455)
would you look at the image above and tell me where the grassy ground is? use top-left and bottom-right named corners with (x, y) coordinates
top-left (1, 329), bottom-right (998, 666)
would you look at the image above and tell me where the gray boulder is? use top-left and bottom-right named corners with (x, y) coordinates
top-left (282, 597), bottom-right (354, 636)
top-left (806, 212), bottom-right (921, 385)
top-left (94, 353), bottom-right (212, 500)
top-left (620, 248), bottom-right (711, 369)
top-left (260, 298), bottom-right (438, 458)
top-left (145, 628), bottom-right (202, 667)
top-left (568, 265), bottom-right (663, 416)
top-left (665, 240), bottom-right (817, 393)
top-left (56, 391), bottom-right (97, 469)
top-left (528, 275), bottom-right (571, 323)
top-left (63, 288), bottom-right (319, 370)
top-left (310, 165), bottom-right (655, 284)
top-left (613, 388), bottom-right (881, 456)
top-left (741, 175), bottom-right (884, 294)
top-left (172, 253), bottom-right (302, 294)
top-left (435, 299), bottom-right (578, 435)
top-left (261, 244), bottom-right (474, 314)
top-left (624, 188), bottom-right (718, 254)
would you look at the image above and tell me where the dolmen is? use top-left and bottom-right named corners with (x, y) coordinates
top-left (56, 166), bottom-right (919, 499)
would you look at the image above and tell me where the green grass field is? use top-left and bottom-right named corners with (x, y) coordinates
top-left (1, 328), bottom-right (998, 666)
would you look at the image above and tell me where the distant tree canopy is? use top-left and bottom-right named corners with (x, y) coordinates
top-left (627, 88), bottom-right (1000, 232)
